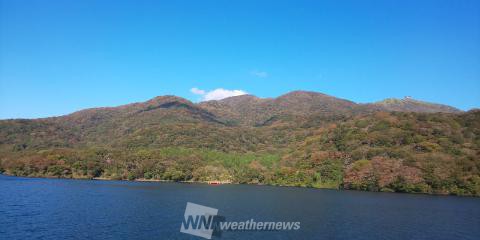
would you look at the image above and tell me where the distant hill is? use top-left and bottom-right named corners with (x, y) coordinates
top-left (1, 91), bottom-right (478, 196)
top-left (369, 97), bottom-right (461, 113)
top-left (199, 91), bottom-right (359, 125)
top-left (200, 91), bottom-right (462, 126)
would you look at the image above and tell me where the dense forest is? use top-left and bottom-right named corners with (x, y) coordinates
top-left (1, 91), bottom-right (479, 196)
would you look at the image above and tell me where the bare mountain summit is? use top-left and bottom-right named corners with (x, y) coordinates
top-left (371, 97), bottom-right (461, 113)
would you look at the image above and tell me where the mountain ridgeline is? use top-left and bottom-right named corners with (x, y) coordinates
top-left (1, 91), bottom-right (478, 196)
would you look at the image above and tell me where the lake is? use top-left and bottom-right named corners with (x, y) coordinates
top-left (1, 174), bottom-right (479, 240)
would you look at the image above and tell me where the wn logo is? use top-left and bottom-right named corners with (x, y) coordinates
top-left (180, 202), bottom-right (224, 239)
top-left (180, 202), bottom-right (300, 238)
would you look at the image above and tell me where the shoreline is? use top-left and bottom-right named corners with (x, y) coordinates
top-left (1, 173), bottom-right (477, 198)
top-left (92, 177), bottom-right (232, 185)
top-left (0, 172), bottom-right (232, 185)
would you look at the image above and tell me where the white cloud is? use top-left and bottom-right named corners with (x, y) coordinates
top-left (250, 70), bottom-right (268, 78)
top-left (190, 87), bottom-right (247, 101)
top-left (190, 87), bottom-right (205, 95)
top-left (203, 88), bottom-right (247, 101)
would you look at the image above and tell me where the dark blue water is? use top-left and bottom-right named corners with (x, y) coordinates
top-left (1, 175), bottom-right (479, 240)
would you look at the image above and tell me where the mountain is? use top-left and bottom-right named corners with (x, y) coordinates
top-left (198, 94), bottom-right (270, 125)
top-left (200, 90), bottom-right (358, 126)
top-left (370, 97), bottom-right (462, 113)
top-left (1, 91), bottom-right (478, 196)
top-left (200, 91), bottom-right (461, 125)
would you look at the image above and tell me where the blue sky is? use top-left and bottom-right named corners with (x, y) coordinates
top-left (1, 0), bottom-right (479, 119)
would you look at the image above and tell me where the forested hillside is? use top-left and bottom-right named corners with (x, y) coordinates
top-left (1, 91), bottom-right (478, 196)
